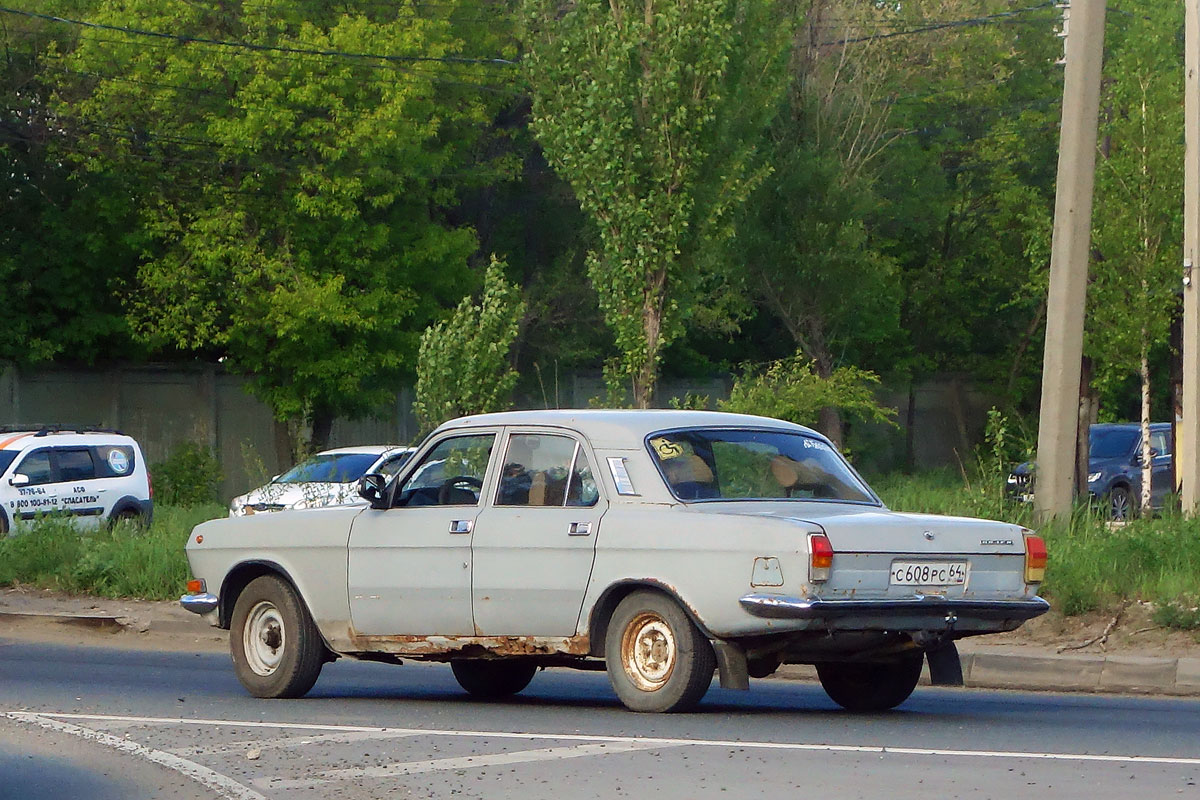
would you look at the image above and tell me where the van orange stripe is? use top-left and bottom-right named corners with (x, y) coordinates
top-left (0, 433), bottom-right (33, 450)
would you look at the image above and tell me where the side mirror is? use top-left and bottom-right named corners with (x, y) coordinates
top-left (9, 474), bottom-right (29, 487)
top-left (358, 473), bottom-right (388, 509)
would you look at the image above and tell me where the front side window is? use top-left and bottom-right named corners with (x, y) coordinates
top-left (394, 434), bottom-right (495, 507)
top-left (1150, 431), bottom-right (1170, 457)
top-left (647, 429), bottom-right (876, 504)
top-left (496, 434), bottom-right (600, 507)
top-left (57, 449), bottom-right (96, 482)
top-left (276, 453), bottom-right (379, 484)
top-left (15, 450), bottom-right (52, 486)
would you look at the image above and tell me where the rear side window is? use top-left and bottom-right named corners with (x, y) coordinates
top-left (94, 445), bottom-right (136, 478)
top-left (57, 449), bottom-right (96, 482)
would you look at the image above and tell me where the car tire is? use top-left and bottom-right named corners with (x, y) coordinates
top-left (230, 575), bottom-right (325, 699)
top-left (605, 590), bottom-right (715, 713)
top-left (816, 653), bottom-right (924, 712)
top-left (450, 660), bottom-right (537, 699)
top-left (1107, 485), bottom-right (1131, 521)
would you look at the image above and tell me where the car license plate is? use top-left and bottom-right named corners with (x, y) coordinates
top-left (889, 560), bottom-right (968, 586)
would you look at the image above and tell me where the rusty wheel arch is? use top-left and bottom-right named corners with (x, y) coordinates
top-left (587, 579), bottom-right (715, 658)
top-left (219, 561), bottom-right (302, 629)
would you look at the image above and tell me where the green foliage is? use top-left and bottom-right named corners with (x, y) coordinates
top-left (1152, 598), bottom-right (1200, 631)
top-left (525, 0), bottom-right (792, 405)
top-left (719, 355), bottom-right (895, 429)
top-left (413, 257), bottom-right (525, 431)
top-left (151, 442), bottom-right (223, 507)
top-left (1087, 2), bottom-right (1183, 405)
top-left (44, 0), bottom-right (516, 433)
top-left (0, 504), bottom-right (223, 599)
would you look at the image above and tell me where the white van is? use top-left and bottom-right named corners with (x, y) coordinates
top-left (0, 426), bottom-right (153, 533)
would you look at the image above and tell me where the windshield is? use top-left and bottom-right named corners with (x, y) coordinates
top-left (276, 453), bottom-right (380, 484)
top-left (647, 429), bottom-right (876, 503)
top-left (1089, 429), bottom-right (1139, 460)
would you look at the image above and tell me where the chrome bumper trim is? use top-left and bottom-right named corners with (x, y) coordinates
top-left (180, 592), bottom-right (220, 615)
top-left (739, 594), bottom-right (1050, 621)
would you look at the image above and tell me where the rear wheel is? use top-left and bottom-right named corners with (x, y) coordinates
top-left (605, 590), bottom-right (715, 713)
top-left (450, 660), bottom-right (537, 699)
top-left (230, 575), bottom-right (325, 698)
top-left (816, 653), bottom-right (923, 712)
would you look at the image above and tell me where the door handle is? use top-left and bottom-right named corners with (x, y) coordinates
top-left (568, 521), bottom-right (592, 536)
top-left (449, 519), bottom-right (473, 534)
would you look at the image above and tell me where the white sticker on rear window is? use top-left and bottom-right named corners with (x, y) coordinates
top-left (107, 448), bottom-right (130, 474)
top-left (607, 457), bottom-right (638, 495)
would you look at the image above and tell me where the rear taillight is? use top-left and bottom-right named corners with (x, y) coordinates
top-left (809, 532), bottom-right (833, 582)
top-left (147, 470), bottom-right (154, 499)
top-left (1024, 534), bottom-right (1047, 583)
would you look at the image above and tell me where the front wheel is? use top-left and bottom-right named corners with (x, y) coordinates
top-left (816, 653), bottom-right (923, 712)
top-left (1107, 485), bottom-right (1131, 521)
top-left (605, 590), bottom-right (715, 713)
top-left (230, 575), bottom-right (326, 698)
top-left (450, 660), bottom-right (537, 699)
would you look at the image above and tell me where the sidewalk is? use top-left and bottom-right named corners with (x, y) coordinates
top-left (3, 587), bottom-right (1198, 697)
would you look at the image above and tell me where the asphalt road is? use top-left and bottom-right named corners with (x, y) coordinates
top-left (2, 637), bottom-right (1200, 799)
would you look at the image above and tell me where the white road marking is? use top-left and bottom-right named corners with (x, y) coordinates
top-left (256, 741), bottom-right (668, 790)
top-left (16, 711), bottom-right (1200, 768)
top-left (3, 712), bottom-right (266, 800)
top-left (171, 728), bottom-right (420, 757)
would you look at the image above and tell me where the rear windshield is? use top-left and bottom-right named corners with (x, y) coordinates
top-left (647, 429), bottom-right (876, 503)
top-left (1089, 428), bottom-right (1139, 460)
top-left (276, 453), bottom-right (378, 484)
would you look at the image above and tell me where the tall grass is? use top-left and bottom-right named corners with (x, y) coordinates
top-left (0, 504), bottom-right (223, 600)
top-left (873, 468), bottom-right (1200, 620)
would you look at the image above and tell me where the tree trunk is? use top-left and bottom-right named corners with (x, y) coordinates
top-left (1075, 356), bottom-right (1095, 499)
top-left (818, 406), bottom-right (844, 448)
top-left (1141, 333), bottom-right (1153, 514)
top-left (904, 383), bottom-right (917, 474)
top-left (272, 418), bottom-right (294, 470)
top-left (310, 409), bottom-right (335, 454)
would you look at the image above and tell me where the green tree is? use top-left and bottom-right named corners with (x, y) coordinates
top-left (525, 0), bottom-right (791, 407)
top-left (413, 257), bottom-right (524, 431)
top-left (0, 3), bottom-right (141, 366)
top-left (1088, 2), bottom-right (1183, 511)
top-left (46, 0), bottom-right (517, 449)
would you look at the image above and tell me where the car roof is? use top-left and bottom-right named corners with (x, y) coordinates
top-left (313, 445), bottom-right (412, 457)
top-left (436, 409), bottom-right (821, 449)
top-left (0, 430), bottom-right (138, 451)
top-left (1090, 422), bottom-right (1171, 432)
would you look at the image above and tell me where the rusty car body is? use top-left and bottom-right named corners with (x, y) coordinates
top-left (181, 409), bottom-right (1048, 712)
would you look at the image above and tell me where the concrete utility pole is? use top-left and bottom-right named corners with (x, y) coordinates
top-left (1034, 0), bottom-right (1107, 524)
top-left (1181, 0), bottom-right (1200, 512)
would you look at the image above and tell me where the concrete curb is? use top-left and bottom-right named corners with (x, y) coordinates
top-left (0, 610), bottom-right (126, 632)
top-left (774, 650), bottom-right (1200, 696)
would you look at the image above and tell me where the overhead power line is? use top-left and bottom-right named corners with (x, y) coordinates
top-left (0, 6), bottom-right (518, 65)
top-left (823, 2), bottom-right (1058, 46)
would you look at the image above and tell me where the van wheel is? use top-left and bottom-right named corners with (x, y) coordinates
top-left (230, 575), bottom-right (325, 698)
top-left (605, 590), bottom-right (715, 713)
top-left (1107, 485), bottom-right (1131, 521)
top-left (816, 653), bottom-right (923, 712)
top-left (450, 660), bottom-right (537, 698)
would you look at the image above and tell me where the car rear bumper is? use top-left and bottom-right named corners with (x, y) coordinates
top-left (739, 593), bottom-right (1050, 626)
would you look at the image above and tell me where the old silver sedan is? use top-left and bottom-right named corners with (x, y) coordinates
top-left (181, 410), bottom-right (1047, 713)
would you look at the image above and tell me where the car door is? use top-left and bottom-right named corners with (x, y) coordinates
top-left (347, 431), bottom-right (499, 636)
top-left (7, 448), bottom-right (57, 522)
top-left (471, 429), bottom-right (606, 636)
top-left (1149, 429), bottom-right (1173, 505)
top-left (53, 448), bottom-right (107, 527)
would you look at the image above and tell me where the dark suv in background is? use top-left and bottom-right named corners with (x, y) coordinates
top-left (1007, 423), bottom-right (1174, 520)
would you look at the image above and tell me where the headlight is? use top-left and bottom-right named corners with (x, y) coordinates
top-left (1087, 471), bottom-right (1102, 483)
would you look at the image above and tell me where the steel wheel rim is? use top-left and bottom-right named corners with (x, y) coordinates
top-left (243, 600), bottom-right (285, 676)
top-left (621, 612), bottom-right (676, 692)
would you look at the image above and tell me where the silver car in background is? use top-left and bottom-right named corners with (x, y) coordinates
top-left (229, 445), bottom-right (414, 516)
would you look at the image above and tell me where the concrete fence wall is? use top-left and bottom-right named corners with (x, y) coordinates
top-left (0, 364), bottom-right (994, 503)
